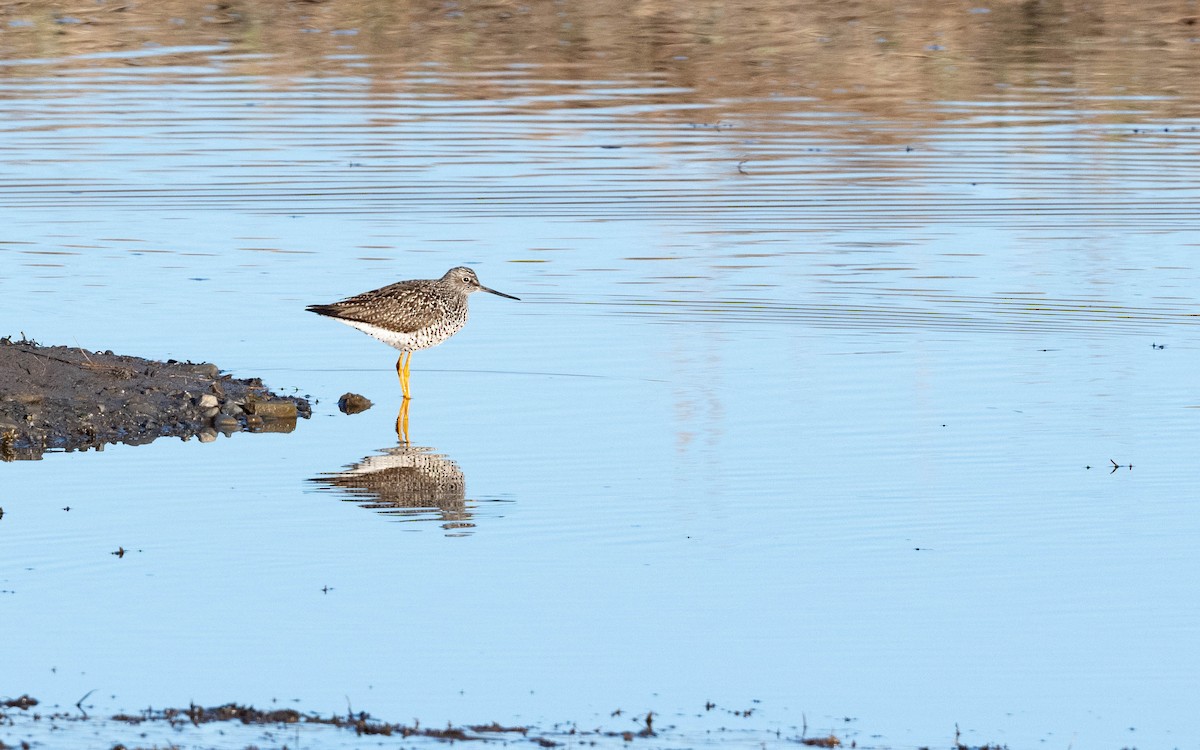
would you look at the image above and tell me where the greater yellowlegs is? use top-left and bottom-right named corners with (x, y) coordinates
top-left (306, 266), bottom-right (519, 400)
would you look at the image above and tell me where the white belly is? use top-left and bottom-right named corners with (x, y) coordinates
top-left (338, 319), bottom-right (421, 351)
top-left (336, 317), bottom-right (464, 352)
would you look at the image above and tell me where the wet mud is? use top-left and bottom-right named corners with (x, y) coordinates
top-left (108, 702), bottom-right (530, 741)
top-left (0, 696), bottom-right (658, 749)
top-left (0, 338), bottom-right (311, 461)
top-left (0, 694), bottom-right (1015, 749)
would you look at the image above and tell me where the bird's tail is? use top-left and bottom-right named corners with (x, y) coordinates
top-left (306, 304), bottom-right (340, 318)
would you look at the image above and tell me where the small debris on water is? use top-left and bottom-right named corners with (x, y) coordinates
top-left (2, 695), bottom-right (38, 710)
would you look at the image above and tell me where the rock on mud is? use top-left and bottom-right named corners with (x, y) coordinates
top-left (337, 392), bottom-right (373, 414)
top-left (0, 338), bottom-right (311, 461)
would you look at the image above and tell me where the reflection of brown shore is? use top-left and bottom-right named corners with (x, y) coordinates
top-left (2, 1), bottom-right (1198, 123)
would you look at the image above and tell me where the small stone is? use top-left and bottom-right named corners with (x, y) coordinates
top-left (220, 402), bottom-right (243, 416)
top-left (197, 428), bottom-right (218, 443)
top-left (244, 400), bottom-right (297, 419)
top-left (197, 394), bottom-right (218, 409)
top-left (128, 399), bottom-right (156, 416)
top-left (245, 414), bottom-right (264, 429)
top-left (189, 363), bottom-right (220, 379)
top-left (213, 414), bottom-right (239, 431)
top-left (337, 393), bottom-right (373, 415)
top-left (202, 406), bottom-right (219, 419)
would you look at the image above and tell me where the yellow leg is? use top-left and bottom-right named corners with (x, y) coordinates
top-left (403, 351), bottom-right (413, 399)
top-left (395, 398), bottom-right (411, 444)
top-left (396, 352), bottom-right (412, 400)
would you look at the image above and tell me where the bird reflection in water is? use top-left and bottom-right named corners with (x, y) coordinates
top-left (396, 397), bottom-right (410, 444)
top-left (310, 403), bottom-right (480, 534)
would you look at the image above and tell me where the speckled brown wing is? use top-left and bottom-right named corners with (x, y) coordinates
top-left (306, 279), bottom-right (443, 334)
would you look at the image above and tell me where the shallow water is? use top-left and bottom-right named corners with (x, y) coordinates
top-left (3, 2), bottom-right (1200, 748)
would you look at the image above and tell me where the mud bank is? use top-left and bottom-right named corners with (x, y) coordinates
top-left (0, 696), bottom-right (707, 750)
top-left (0, 338), bottom-right (311, 461)
top-left (0, 693), bottom-right (1019, 750)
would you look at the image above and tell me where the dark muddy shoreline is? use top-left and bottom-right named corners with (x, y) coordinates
top-left (0, 338), bottom-right (311, 461)
top-left (0, 695), bottom-right (857, 750)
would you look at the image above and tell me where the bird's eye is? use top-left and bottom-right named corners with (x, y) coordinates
top-left (462, 276), bottom-right (471, 283)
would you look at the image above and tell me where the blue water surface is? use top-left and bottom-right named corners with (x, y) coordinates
top-left (2, 26), bottom-right (1200, 750)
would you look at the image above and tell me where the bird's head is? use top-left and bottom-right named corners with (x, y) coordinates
top-left (442, 267), bottom-right (520, 300)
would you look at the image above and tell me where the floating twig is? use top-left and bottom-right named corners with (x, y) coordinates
top-left (76, 688), bottom-right (96, 717)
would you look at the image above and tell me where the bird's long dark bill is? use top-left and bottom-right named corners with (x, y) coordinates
top-left (481, 285), bottom-right (520, 301)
